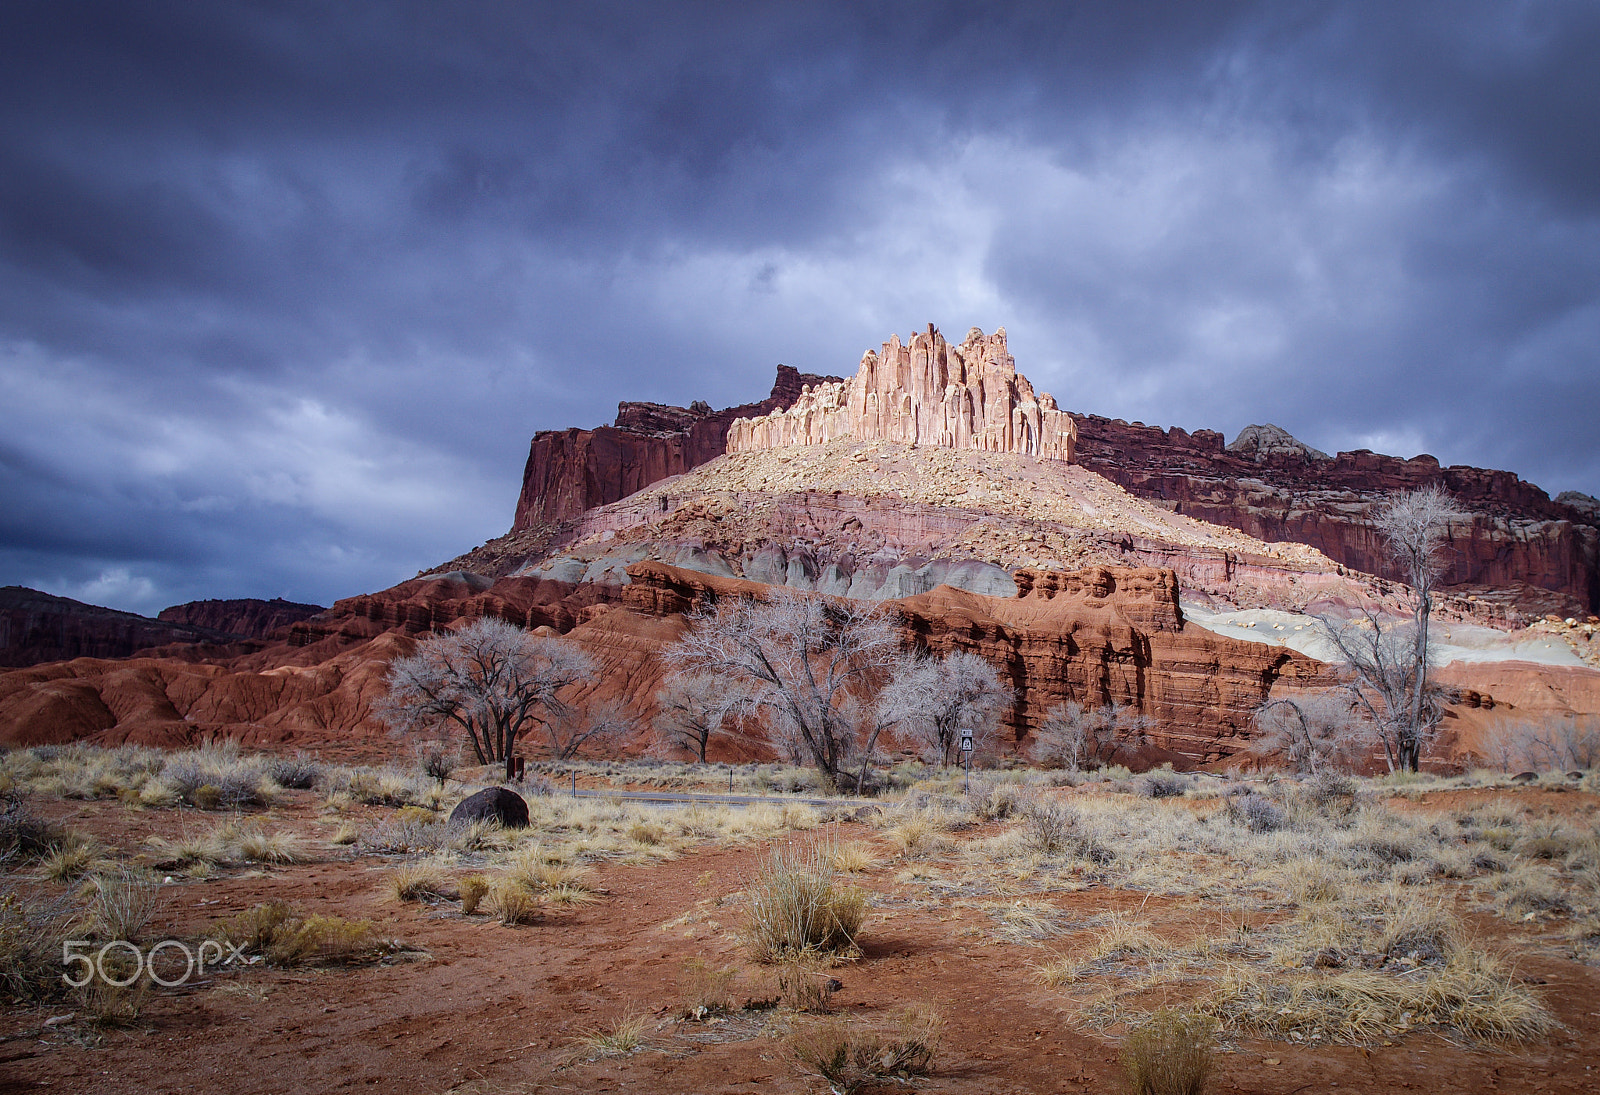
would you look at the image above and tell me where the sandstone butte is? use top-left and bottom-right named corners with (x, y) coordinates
top-left (1, 322), bottom-right (1597, 769)
top-left (725, 325), bottom-right (1076, 461)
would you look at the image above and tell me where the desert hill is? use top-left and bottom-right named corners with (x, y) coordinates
top-left (2, 322), bottom-right (1596, 767)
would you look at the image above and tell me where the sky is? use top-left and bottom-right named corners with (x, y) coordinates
top-left (2, 1), bottom-right (1597, 615)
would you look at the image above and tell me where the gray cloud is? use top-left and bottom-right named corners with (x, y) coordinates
top-left (1, 1), bottom-right (1597, 613)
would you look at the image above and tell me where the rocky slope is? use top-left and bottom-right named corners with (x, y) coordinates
top-left (1071, 413), bottom-right (1600, 619)
top-left (510, 364), bottom-right (841, 530)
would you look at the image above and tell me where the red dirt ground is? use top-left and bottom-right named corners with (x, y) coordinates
top-left (3, 790), bottom-right (1598, 1095)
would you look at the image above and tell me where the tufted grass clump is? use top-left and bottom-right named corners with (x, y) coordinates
top-left (211, 902), bottom-right (392, 966)
top-left (389, 861), bottom-right (457, 903)
top-left (746, 841), bottom-right (866, 962)
top-left (1119, 1008), bottom-right (1216, 1095)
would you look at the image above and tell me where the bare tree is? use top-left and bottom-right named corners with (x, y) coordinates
top-left (540, 695), bottom-right (633, 760)
top-left (1317, 609), bottom-right (1455, 773)
top-left (652, 671), bottom-right (749, 762)
top-left (377, 617), bottom-right (596, 780)
top-left (1482, 715), bottom-right (1600, 773)
top-left (1252, 690), bottom-right (1369, 776)
top-left (1364, 485), bottom-right (1467, 771)
top-left (880, 650), bottom-right (1009, 767)
top-left (664, 588), bottom-right (900, 789)
top-left (1027, 700), bottom-right (1154, 771)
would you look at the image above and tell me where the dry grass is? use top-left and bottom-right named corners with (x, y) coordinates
top-left (211, 902), bottom-right (392, 966)
top-left (830, 841), bottom-right (878, 874)
top-left (389, 861), bottom-right (457, 903)
top-left (564, 1014), bottom-right (652, 1063)
top-left (486, 879), bottom-right (540, 926)
top-left (39, 839), bottom-right (107, 882)
top-left (745, 841), bottom-right (867, 962)
top-left (237, 824), bottom-right (310, 865)
top-left (1119, 1008), bottom-right (1216, 1095)
top-left (85, 871), bottom-right (161, 941)
top-left (458, 875), bottom-right (490, 915)
top-left (0, 887), bottom-right (79, 1003)
top-left (787, 1005), bottom-right (942, 1095)
top-left (1199, 948), bottom-right (1555, 1045)
top-left (677, 958), bottom-right (739, 1019)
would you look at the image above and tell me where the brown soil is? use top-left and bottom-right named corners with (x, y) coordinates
top-left (4, 791), bottom-right (1598, 1095)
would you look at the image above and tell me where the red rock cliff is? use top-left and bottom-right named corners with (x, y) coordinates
top-left (511, 365), bottom-right (841, 531)
top-left (1069, 414), bottom-right (1600, 617)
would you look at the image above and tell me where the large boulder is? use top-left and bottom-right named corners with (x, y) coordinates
top-left (449, 786), bottom-right (529, 828)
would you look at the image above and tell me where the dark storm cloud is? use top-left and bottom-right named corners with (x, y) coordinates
top-left (1, 1), bottom-right (1596, 613)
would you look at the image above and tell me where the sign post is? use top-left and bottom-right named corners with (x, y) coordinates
top-left (960, 730), bottom-right (974, 792)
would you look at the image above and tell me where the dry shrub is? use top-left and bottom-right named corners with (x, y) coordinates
top-left (678, 957), bottom-right (739, 1019)
top-left (1119, 1008), bottom-right (1216, 1095)
top-left (774, 952), bottom-right (840, 1012)
top-left (746, 842), bottom-right (866, 962)
top-left (1223, 792), bottom-right (1285, 833)
top-left (787, 1005), bottom-right (942, 1095)
top-left (0, 792), bottom-right (71, 861)
top-left (458, 875), bottom-right (490, 915)
top-left (0, 887), bottom-right (79, 1003)
top-left (263, 753), bottom-right (322, 790)
top-left (85, 871), bottom-right (161, 942)
top-left (212, 902), bottom-right (390, 966)
top-left (487, 879), bottom-right (539, 926)
top-left (1138, 771), bottom-right (1191, 799)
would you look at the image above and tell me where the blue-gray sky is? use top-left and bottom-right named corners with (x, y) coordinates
top-left (3, 1), bottom-right (1597, 613)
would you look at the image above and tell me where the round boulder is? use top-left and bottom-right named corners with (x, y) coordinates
top-left (449, 786), bottom-right (530, 829)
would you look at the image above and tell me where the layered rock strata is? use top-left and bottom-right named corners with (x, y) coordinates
top-left (726, 325), bottom-right (1075, 461)
top-left (1070, 414), bottom-right (1600, 617)
top-left (511, 364), bottom-right (841, 530)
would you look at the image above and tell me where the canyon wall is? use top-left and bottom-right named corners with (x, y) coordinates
top-left (726, 325), bottom-right (1076, 461)
top-left (510, 364), bottom-right (840, 530)
top-left (1070, 414), bottom-right (1600, 617)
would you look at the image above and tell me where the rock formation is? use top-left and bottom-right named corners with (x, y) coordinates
top-left (1227, 423), bottom-right (1331, 463)
top-left (157, 597), bottom-right (325, 639)
top-left (1, 587), bottom-right (223, 668)
top-left (726, 325), bottom-right (1076, 461)
top-left (1071, 414), bottom-right (1600, 618)
top-left (511, 364), bottom-right (841, 530)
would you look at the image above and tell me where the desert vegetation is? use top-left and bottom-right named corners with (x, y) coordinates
top-left (1, 737), bottom-right (1596, 1092)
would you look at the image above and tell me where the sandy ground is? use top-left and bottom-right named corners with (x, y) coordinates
top-left (5, 784), bottom-right (1600, 1095)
